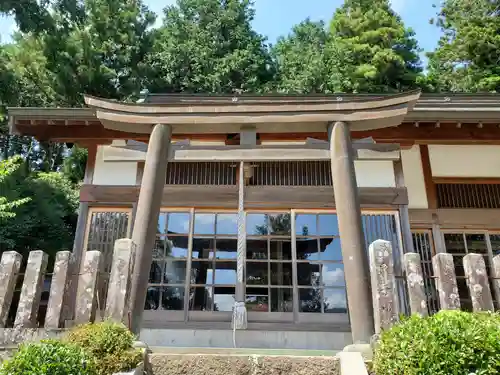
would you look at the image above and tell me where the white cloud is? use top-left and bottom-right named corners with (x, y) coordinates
top-left (322, 266), bottom-right (345, 286)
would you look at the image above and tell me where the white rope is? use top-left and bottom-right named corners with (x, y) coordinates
top-left (232, 162), bottom-right (247, 347)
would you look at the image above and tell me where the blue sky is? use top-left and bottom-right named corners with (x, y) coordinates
top-left (1, 0), bottom-right (439, 65)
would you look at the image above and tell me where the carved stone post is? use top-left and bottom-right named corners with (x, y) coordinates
top-left (129, 124), bottom-right (172, 334)
top-left (463, 253), bottom-right (494, 312)
top-left (105, 239), bottom-right (136, 322)
top-left (75, 251), bottom-right (102, 324)
top-left (432, 253), bottom-right (460, 310)
top-left (403, 252), bottom-right (428, 316)
top-left (329, 121), bottom-right (374, 343)
top-left (14, 251), bottom-right (48, 328)
top-left (0, 251), bottom-right (22, 327)
top-left (369, 240), bottom-right (398, 333)
top-left (492, 254), bottom-right (500, 308)
top-left (45, 251), bottom-right (71, 329)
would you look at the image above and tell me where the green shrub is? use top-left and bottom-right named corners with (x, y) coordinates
top-left (64, 321), bottom-right (142, 375)
top-left (0, 339), bottom-right (96, 375)
top-left (373, 310), bottom-right (500, 375)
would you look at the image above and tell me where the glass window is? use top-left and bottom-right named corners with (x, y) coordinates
top-left (194, 213), bottom-right (215, 235)
top-left (146, 211), bottom-right (190, 311)
top-left (168, 212), bottom-right (190, 234)
top-left (295, 212), bottom-right (346, 315)
top-left (216, 214), bottom-right (238, 235)
top-left (246, 214), bottom-right (268, 235)
top-left (443, 232), bottom-right (498, 311)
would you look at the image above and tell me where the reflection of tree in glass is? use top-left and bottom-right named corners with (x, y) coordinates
top-left (255, 214), bottom-right (291, 235)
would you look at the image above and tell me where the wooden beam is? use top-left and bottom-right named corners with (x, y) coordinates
top-left (433, 177), bottom-right (500, 185)
top-left (409, 208), bottom-right (500, 229)
top-left (80, 185), bottom-right (408, 208)
top-left (102, 144), bottom-right (401, 162)
top-left (420, 145), bottom-right (437, 209)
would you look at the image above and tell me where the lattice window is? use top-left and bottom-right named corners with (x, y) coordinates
top-left (248, 161), bottom-right (332, 186)
top-left (411, 231), bottom-right (439, 314)
top-left (166, 162), bottom-right (237, 185)
top-left (85, 209), bottom-right (132, 308)
top-left (436, 183), bottom-right (500, 208)
top-left (362, 213), bottom-right (409, 314)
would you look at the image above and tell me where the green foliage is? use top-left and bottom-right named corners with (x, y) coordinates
top-left (64, 321), bottom-right (142, 375)
top-left (373, 310), bottom-right (500, 375)
top-left (329, 0), bottom-right (422, 92)
top-left (0, 155), bottom-right (78, 255)
top-left (426, 0), bottom-right (500, 92)
top-left (147, 0), bottom-right (274, 93)
top-left (271, 20), bottom-right (332, 93)
top-left (62, 146), bottom-right (88, 185)
top-left (0, 339), bottom-right (96, 375)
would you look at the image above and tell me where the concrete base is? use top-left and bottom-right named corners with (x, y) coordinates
top-left (140, 329), bottom-right (351, 351)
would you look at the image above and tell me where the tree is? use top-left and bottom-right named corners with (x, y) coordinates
top-left (146, 0), bottom-right (274, 93)
top-left (41, 0), bottom-right (155, 106)
top-left (271, 20), bottom-right (332, 93)
top-left (328, 0), bottom-right (422, 93)
top-left (0, 156), bottom-right (78, 258)
top-left (425, 0), bottom-right (500, 92)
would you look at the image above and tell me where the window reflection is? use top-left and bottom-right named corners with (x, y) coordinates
top-left (296, 238), bottom-right (319, 261)
top-left (318, 214), bottom-right (339, 236)
top-left (296, 214), bottom-right (317, 236)
top-left (270, 239), bottom-right (292, 260)
top-left (297, 262), bottom-right (321, 286)
top-left (271, 288), bottom-right (293, 312)
top-left (144, 286), bottom-right (185, 311)
top-left (246, 262), bottom-right (268, 285)
top-left (168, 212), bottom-right (190, 234)
top-left (189, 286), bottom-right (213, 311)
top-left (214, 262), bottom-right (237, 285)
top-left (323, 288), bottom-right (348, 313)
top-left (214, 239), bottom-right (237, 259)
top-left (321, 264), bottom-right (345, 287)
top-left (216, 214), bottom-right (238, 235)
top-left (247, 239), bottom-right (268, 260)
top-left (246, 214), bottom-right (268, 235)
top-left (246, 292), bottom-right (269, 312)
top-left (319, 238), bottom-right (342, 261)
top-left (299, 288), bottom-right (322, 313)
top-left (191, 261), bottom-right (214, 285)
top-left (213, 287), bottom-right (236, 311)
top-left (269, 214), bottom-right (291, 235)
top-left (194, 213), bottom-right (215, 235)
top-left (192, 238), bottom-right (214, 259)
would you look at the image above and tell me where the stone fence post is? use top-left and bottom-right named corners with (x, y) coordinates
top-left (403, 252), bottom-right (428, 316)
top-left (463, 253), bottom-right (494, 312)
top-left (75, 251), bottom-right (102, 324)
top-left (432, 253), bottom-right (460, 310)
top-left (14, 251), bottom-right (48, 328)
top-left (369, 239), bottom-right (398, 333)
top-left (492, 254), bottom-right (500, 306)
top-left (105, 239), bottom-right (136, 323)
top-left (45, 251), bottom-right (71, 329)
top-left (0, 252), bottom-right (22, 327)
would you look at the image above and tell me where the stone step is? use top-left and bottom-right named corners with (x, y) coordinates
top-left (149, 351), bottom-right (340, 375)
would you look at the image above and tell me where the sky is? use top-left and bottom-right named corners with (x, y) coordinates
top-left (0, 0), bottom-right (440, 65)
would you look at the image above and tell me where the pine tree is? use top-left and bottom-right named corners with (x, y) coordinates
top-left (146, 0), bottom-right (274, 93)
top-left (328, 0), bottom-right (422, 92)
top-left (426, 0), bottom-right (500, 92)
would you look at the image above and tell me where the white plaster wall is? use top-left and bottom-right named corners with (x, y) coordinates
top-left (401, 146), bottom-right (428, 209)
top-left (92, 145), bottom-right (138, 185)
top-left (354, 160), bottom-right (395, 188)
top-left (429, 145), bottom-right (500, 177)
